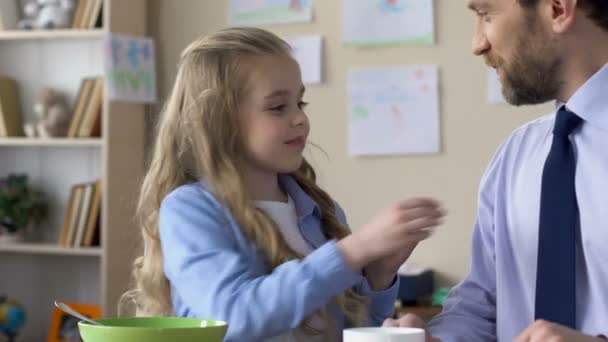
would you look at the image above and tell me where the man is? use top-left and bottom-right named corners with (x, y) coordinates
top-left (384, 0), bottom-right (608, 340)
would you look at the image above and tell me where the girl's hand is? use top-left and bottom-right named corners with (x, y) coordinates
top-left (338, 198), bottom-right (444, 272)
top-left (364, 242), bottom-right (418, 290)
top-left (365, 202), bottom-right (445, 290)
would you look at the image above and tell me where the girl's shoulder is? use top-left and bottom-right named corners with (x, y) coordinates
top-left (161, 181), bottom-right (225, 215)
top-left (158, 182), bottom-right (249, 251)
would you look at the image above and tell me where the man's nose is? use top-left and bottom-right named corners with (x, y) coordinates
top-left (472, 25), bottom-right (490, 56)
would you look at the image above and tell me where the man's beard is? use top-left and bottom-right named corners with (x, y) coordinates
top-left (488, 22), bottom-right (564, 105)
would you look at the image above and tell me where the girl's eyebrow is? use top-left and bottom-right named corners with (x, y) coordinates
top-left (264, 90), bottom-right (290, 99)
top-left (264, 86), bottom-right (306, 100)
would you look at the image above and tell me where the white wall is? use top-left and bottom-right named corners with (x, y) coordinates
top-left (147, 0), bottom-right (553, 285)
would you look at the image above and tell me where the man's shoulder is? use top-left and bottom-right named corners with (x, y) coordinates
top-left (481, 111), bottom-right (555, 182)
top-left (499, 111), bottom-right (555, 154)
top-left (509, 112), bottom-right (554, 141)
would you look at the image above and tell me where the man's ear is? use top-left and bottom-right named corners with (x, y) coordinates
top-left (543, 0), bottom-right (578, 34)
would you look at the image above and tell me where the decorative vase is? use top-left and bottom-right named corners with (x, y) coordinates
top-left (0, 233), bottom-right (21, 245)
top-left (0, 224), bottom-right (24, 245)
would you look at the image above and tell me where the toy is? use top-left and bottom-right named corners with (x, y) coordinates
top-left (431, 287), bottom-right (450, 306)
top-left (0, 295), bottom-right (26, 342)
top-left (18, 0), bottom-right (76, 30)
top-left (23, 88), bottom-right (72, 138)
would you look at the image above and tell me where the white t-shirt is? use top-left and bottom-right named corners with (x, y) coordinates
top-left (255, 196), bottom-right (325, 342)
top-left (256, 195), bottom-right (312, 256)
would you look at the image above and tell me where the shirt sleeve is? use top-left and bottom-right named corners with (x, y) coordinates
top-left (428, 141), bottom-right (511, 342)
top-left (334, 201), bottom-right (399, 326)
top-left (159, 188), bottom-right (363, 341)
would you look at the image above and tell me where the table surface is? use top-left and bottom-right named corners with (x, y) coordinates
top-left (394, 305), bottom-right (443, 322)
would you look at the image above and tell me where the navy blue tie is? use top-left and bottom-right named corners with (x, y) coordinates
top-left (535, 107), bottom-right (582, 328)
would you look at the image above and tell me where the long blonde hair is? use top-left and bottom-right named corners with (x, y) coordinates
top-left (126, 27), bottom-right (368, 333)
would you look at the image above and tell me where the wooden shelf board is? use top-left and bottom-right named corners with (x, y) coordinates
top-left (0, 242), bottom-right (102, 256)
top-left (0, 137), bottom-right (103, 147)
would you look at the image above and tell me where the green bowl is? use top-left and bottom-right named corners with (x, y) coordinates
top-left (78, 317), bottom-right (228, 342)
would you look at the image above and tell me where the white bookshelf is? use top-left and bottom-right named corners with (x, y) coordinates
top-left (0, 1), bottom-right (146, 340)
top-left (0, 29), bottom-right (105, 41)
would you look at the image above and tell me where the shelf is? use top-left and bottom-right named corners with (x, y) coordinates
top-left (0, 29), bottom-right (105, 41)
top-left (0, 243), bottom-right (102, 256)
top-left (0, 2), bottom-right (146, 340)
top-left (0, 137), bottom-right (102, 147)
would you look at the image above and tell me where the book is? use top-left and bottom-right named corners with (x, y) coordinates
top-left (83, 180), bottom-right (102, 247)
top-left (85, 0), bottom-right (103, 29)
top-left (0, 101), bottom-right (6, 136)
top-left (0, 77), bottom-right (24, 137)
top-left (65, 185), bottom-right (84, 247)
top-left (88, 102), bottom-right (102, 137)
top-left (58, 186), bottom-right (79, 246)
top-left (71, 0), bottom-right (88, 29)
top-left (0, 0), bottom-right (19, 30)
top-left (79, 0), bottom-right (98, 29)
top-left (68, 78), bottom-right (92, 137)
top-left (74, 183), bottom-right (94, 247)
top-left (67, 78), bottom-right (95, 138)
top-left (78, 78), bottom-right (103, 137)
top-left (77, 0), bottom-right (93, 29)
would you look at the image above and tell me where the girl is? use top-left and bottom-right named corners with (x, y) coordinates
top-left (128, 27), bottom-right (444, 341)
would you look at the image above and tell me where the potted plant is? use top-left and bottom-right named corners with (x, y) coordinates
top-left (0, 174), bottom-right (47, 244)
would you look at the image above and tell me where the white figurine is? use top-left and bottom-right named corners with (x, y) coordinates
top-left (18, 0), bottom-right (76, 30)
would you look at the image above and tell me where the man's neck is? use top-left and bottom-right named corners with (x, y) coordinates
top-left (557, 57), bottom-right (607, 103)
top-left (556, 28), bottom-right (608, 102)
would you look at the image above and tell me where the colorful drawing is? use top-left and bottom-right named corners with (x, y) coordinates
top-left (229, 0), bottom-right (313, 25)
top-left (379, 0), bottom-right (406, 12)
top-left (343, 0), bottom-right (434, 46)
top-left (289, 0), bottom-right (303, 11)
top-left (104, 33), bottom-right (157, 104)
top-left (348, 66), bottom-right (440, 156)
top-left (352, 106), bottom-right (369, 120)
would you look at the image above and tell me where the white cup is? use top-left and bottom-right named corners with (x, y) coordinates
top-left (343, 327), bottom-right (425, 342)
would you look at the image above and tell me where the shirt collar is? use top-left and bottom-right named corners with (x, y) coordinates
top-left (563, 63), bottom-right (608, 132)
top-left (278, 174), bottom-right (321, 219)
top-left (198, 175), bottom-right (322, 219)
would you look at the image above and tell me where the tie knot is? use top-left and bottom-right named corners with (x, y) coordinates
top-left (553, 108), bottom-right (582, 137)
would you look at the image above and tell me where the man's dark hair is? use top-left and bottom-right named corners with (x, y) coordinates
top-left (519, 0), bottom-right (608, 31)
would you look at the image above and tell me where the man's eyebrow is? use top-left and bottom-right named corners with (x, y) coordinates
top-left (468, 0), bottom-right (490, 12)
